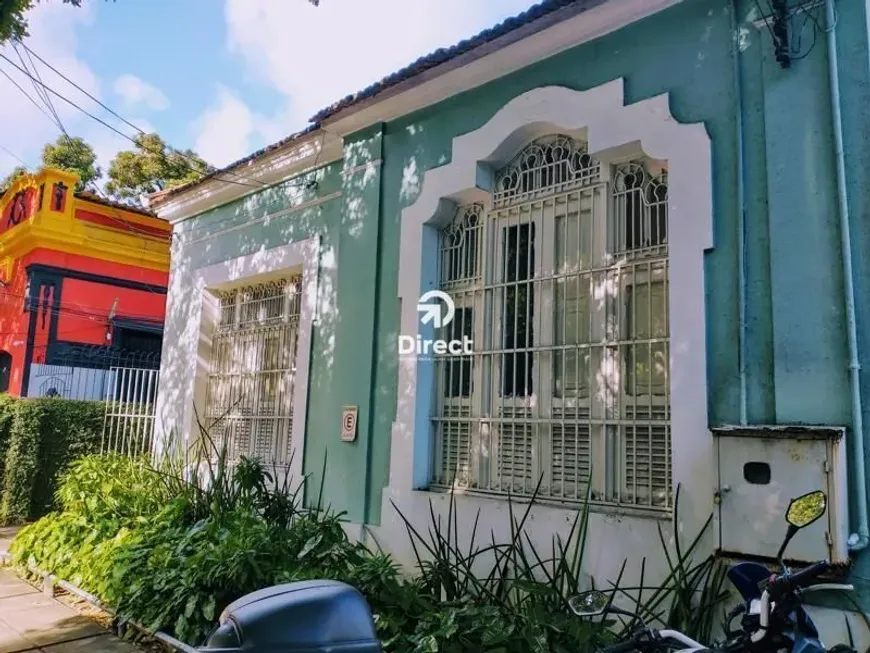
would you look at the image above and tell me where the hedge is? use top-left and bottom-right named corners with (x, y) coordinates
top-left (0, 397), bottom-right (105, 525)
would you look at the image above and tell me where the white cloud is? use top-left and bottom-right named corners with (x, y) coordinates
top-left (113, 74), bottom-right (170, 112)
top-left (222, 0), bottom-right (537, 137)
top-left (192, 86), bottom-right (256, 168)
top-left (0, 1), bottom-right (104, 178)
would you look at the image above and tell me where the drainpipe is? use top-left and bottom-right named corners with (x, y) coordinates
top-left (824, 0), bottom-right (869, 552)
top-left (730, 0), bottom-right (749, 426)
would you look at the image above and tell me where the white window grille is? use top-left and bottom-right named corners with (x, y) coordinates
top-left (431, 134), bottom-right (671, 511)
top-left (205, 277), bottom-right (301, 464)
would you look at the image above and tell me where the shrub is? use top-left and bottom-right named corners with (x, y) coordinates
top-left (56, 454), bottom-right (170, 526)
top-left (0, 394), bottom-right (16, 485)
top-left (9, 440), bottom-right (725, 652)
top-left (0, 397), bottom-right (105, 524)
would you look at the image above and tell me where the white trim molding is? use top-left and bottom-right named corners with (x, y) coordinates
top-left (379, 78), bottom-right (714, 582)
top-left (153, 236), bottom-right (321, 490)
top-left (153, 133), bottom-right (343, 226)
top-left (177, 191), bottom-right (343, 246)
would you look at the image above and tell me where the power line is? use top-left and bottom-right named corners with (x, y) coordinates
top-left (0, 65), bottom-right (60, 128)
top-left (0, 143), bottom-right (30, 168)
top-left (0, 287), bottom-right (165, 322)
top-left (12, 42), bottom-right (62, 129)
top-left (0, 53), bottom-right (267, 194)
top-left (1, 53), bottom-right (165, 245)
top-left (4, 48), bottom-right (292, 194)
top-left (19, 41), bottom-right (269, 191)
top-left (10, 44), bottom-right (319, 196)
top-left (0, 72), bottom-right (173, 274)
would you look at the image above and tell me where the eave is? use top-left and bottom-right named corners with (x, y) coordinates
top-left (151, 130), bottom-right (343, 225)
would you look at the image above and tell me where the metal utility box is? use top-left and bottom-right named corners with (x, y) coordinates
top-left (713, 426), bottom-right (849, 565)
top-left (200, 580), bottom-right (381, 652)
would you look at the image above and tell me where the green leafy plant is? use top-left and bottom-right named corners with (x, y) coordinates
top-left (603, 486), bottom-right (730, 645)
top-left (8, 412), bottom-right (728, 653)
top-left (388, 477), bottom-right (610, 653)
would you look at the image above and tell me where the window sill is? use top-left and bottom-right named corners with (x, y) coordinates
top-left (418, 486), bottom-right (673, 522)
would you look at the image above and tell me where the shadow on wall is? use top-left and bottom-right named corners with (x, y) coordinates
top-left (152, 143), bottom-right (390, 510)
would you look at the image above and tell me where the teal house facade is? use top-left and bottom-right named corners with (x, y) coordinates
top-left (151, 0), bottom-right (870, 640)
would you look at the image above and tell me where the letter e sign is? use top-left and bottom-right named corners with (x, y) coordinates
top-left (341, 406), bottom-right (358, 442)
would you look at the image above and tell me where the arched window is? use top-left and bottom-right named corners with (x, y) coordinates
top-left (431, 134), bottom-right (671, 510)
top-left (0, 351), bottom-right (12, 394)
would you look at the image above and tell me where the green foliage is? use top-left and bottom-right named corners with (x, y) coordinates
top-left (56, 454), bottom-right (170, 525)
top-left (0, 397), bottom-right (104, 524)
top-left (105, 133), bottom-right (214, 201)
top-left (0, 166), bottom-right (28, 193)
top-left (42, 136), bottom-right (101, 191)
top-left (0, 0), bottom-right (81, 44)
top-left (0, 395), bottom-right (16, 488)
top-left (9, 439), bottom-right (726, 652)
top-left (605, 487), bottom-right (730, 646)
top-left (386, 481), bottom-right (609, 653)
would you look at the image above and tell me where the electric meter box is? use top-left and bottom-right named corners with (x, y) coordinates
top-left (712, 425), bottom-right (849, 565)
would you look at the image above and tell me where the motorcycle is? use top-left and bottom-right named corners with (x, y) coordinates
top-left (569, 489), bottom-right (856, 653)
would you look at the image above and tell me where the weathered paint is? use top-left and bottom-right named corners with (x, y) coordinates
top-left (158, 0), bottom-right (870, 624)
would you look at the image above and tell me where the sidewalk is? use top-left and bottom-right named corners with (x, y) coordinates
top-left (0, 529), bottom-right (143, 653)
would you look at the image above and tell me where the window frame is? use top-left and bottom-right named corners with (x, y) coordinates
top-left (431, 135), bottom-right (672, 510)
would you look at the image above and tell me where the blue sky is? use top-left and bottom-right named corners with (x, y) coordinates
top-left (0, 0), bottom-right (540, 181)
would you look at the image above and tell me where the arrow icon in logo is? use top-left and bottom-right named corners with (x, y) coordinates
top-left (417, 290), bottom-right (456, 328)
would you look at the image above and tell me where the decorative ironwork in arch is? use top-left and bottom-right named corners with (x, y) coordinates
top-left (439, 204), bottom-right (483, 286)
top-left (214, 277), bottom-right (301, 330)
top-left (612, 161), bottom-right (668, 255)
top-left (493, 134), bottom-right (600, 207)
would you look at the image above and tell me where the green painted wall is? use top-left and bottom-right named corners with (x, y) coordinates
top-left (175, 0), bottom-right (870, 600)
top-left (368, 0), bottom-right (870, 593)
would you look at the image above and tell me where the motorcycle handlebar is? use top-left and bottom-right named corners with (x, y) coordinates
top-left (784, 560), bottom-right (830, 589)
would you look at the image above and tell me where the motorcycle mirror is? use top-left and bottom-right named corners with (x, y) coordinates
top-left (776, 490), bottom-right (827, 565)
top-left (568, 590), bottom-right (611, 617)
top-left (786, 490), bottom-right (827, 529)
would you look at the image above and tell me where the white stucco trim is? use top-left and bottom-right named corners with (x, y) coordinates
top-left (153, 133), bottom-right (343, 225)
top-left (177, 191), bottom-right (343, 246)
top-left (380, 79), bottom-right (714, 582)
top-left (153, 237), bottom-right (321, 488)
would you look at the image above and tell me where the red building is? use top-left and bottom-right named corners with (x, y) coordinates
top-left (0, 168), bottom-right (170, 398)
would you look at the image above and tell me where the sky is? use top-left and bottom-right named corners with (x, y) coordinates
top-left (0, 0), bottom-right (540, 182)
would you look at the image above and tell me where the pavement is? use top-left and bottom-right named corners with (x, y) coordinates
top-left (0, 527), bottom-right (143, 653)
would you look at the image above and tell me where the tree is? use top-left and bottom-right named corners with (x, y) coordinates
top-left (0, 166), bottom-right (28, 193)
top-left (105, 132), bottom-right (214, 201)
top-left (42, 136), bottom-right (100, 191)
top-left (1, 0), bottom-right (82, 44)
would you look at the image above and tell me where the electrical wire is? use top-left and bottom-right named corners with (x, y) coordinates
top-left (0, 66), bottom-right (60, 128)
top-left (0, 143), bottom-right (30, 168)
top-left (1, 52), bottom-right (271, 192)
top-left (0, 53), bottom-right (266, 194)
top-left (1, 51), bottom-right (175, 256)
top-left (9, 44), bottom-right (320, 196)
top-left (0, 287), bottom-right (163, 321)
top-left (18, 41), bottom-right (275, 192)
top-left (13, 42), bottom-right (63, 129)
top-left (754, 0), bottom-right (835, 63)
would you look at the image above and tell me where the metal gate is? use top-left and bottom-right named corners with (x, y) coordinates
top-left (102, 366), bottom-right (160, 457)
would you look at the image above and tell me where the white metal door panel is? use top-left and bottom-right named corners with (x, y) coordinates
top-left (717, 435), bottom-right (831, 563)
